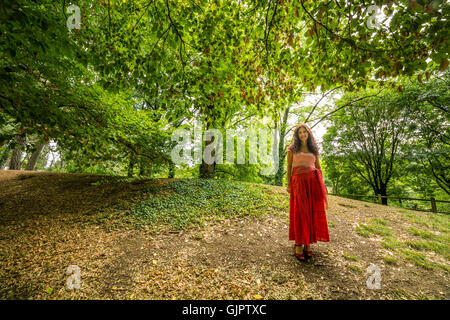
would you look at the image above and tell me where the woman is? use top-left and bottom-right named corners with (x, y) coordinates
top-left (286, 123), bottom-right (330, 261)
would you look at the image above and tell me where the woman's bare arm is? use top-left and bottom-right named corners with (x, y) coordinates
top-left (315, 154), bottom-right (322, 174)
top-left (315, 154), bottom-right (328, 209)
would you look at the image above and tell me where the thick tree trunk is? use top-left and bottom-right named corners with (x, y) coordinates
top-left (200, 160), bottom-right (215, 178)
top-left (380, 184), bottom-right (388, 205)
top-left (199, 135), bottom-right (216, 179)
top-left (374, 184), bottom-right (388, 205)
top-left (9, 134), bottom-right (26, 170)
top-left (25, 142), bottom-right (46, 171)
top-left (199, 116), bottom-right (216, 179)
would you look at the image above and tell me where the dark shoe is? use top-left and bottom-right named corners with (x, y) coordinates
top-left (304, 247), bottom-right (313, 258)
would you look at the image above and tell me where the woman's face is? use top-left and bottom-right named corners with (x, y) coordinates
top-left (298, 126), bottom-right (308, 143)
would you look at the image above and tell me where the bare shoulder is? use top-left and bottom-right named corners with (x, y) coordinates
top-left (286, 147), bottom-right (293, 163)
top-left (287, 149), bottom-right (293, 158)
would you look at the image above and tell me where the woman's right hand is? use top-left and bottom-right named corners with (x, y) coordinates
top-left (286, 185), bottom-right (291, 193)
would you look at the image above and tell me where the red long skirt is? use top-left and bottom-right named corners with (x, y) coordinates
top-left (289, 166), bottom-right (330, 245)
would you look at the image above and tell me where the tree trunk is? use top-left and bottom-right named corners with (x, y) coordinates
top-left (139, 158), bottom-right (145, 176)
top-left (25, 142), bottom-right (46, 171)
top-left (139, 159), bottom-right (152, 177)
top-left (332, 182), bottom-right (338, 195)
top-left (275, 106), bottom-right (290, 186)
top-left (60, 153), bottom-right (64, 170)
top-left (146, 163), bottom-right (152, 177)
top-left (199, 117), bottom-right (216, 179)
top-left (379, 184), bottom-right (388, 205)
top-left (9, 134), bottom-right (26, 170)
top-left (168, 160), bottom-right (175, 178)
top-left (49, 154), bottom-right (56, 168)
top-left (199, 135), bottom-right (216, 179)
top-left (128, 153), bottom-right (136, 177)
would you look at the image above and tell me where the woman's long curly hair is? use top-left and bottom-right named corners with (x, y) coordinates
top-left (287, 123), bottom-right (320, 156)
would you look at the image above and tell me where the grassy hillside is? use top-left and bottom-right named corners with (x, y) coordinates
top-left (0, 170), bottom-right (448, 300)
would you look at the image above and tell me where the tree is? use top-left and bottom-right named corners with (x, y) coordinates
top-left (25, 141), bottom-right (47, 171)
top-left (2, 0), bottom-right (448, 179)
top-left (324, 89), bottom-right (412, 204)
top-left (397, 73), bottom-right (450, 194)
top-left (9, 134), bottom-right (26, 170)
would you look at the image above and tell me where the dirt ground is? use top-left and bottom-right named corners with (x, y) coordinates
top-left (0, 170), bottom-right (448, 300)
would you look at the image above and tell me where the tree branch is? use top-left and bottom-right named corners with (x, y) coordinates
top-left (311, 88), bottom-right (385, 128)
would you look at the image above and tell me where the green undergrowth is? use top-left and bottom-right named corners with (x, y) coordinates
top-left (342, 253), bottom-right (359, 262)
top-left (354, 209), bottom-right (449, 272)
top-left (381, 255), bottom-right (397, 265)
top-left (355, 218), bottom-right (392, 238)
top-left (90, 175), bottom-right (143, 186)
top-left (398, 209), bottom-right (449, 233)
top-left (125, 178), bottom-right (289, 230)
